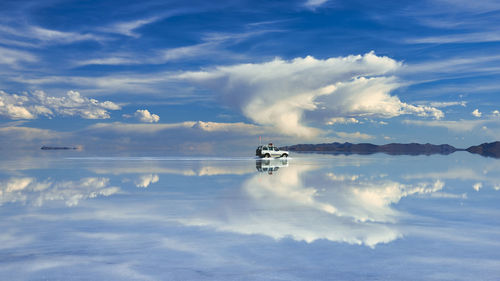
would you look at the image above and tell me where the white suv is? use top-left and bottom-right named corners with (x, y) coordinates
top-left (256, 144), bottom-right (289, 158)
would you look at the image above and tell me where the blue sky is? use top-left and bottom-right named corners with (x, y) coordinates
top-left (1, 0), bottom-right (500, 153)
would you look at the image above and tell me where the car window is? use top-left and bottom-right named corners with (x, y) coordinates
top-left (274, 147), bottom-right (279, 151)
top-left (263, 147), bottom-right (268, 150)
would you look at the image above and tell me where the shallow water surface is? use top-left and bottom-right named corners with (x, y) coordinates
top-left (1, 152), bottom-right (500, 280)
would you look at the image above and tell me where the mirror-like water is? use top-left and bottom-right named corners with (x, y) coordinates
top-left (1, 153), bottom-right (499, 280)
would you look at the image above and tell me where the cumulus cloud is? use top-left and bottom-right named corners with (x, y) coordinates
top-left (472, 109), bottom-right (482, 117)
top-left (134, 109), bottom-right (160, 123)
top-left (492, 110), bottom-right (500, 117)
top-left (0, 177), bottom-right (119, 206)
top-left (0, 90), bottom-right (121, 120)
top-left (177, 52), bottom-right (443, 138)
top-left (135, 174), bottom-right (159, 188)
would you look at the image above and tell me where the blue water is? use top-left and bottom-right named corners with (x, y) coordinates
top-left (1, 152), bottom-right (499, 280)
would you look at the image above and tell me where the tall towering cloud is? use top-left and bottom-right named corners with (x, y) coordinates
top-left (177, 52), bottom-right (442, 138)
top-left (0, 90), bottom-right (121, 120)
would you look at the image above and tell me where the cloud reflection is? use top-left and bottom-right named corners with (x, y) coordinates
top-left (178, 161), bottom-right (453, 247)
top-left (0, 177), bottom-right (119, 206)
top-left (135, 174), bottom-right (159, 188)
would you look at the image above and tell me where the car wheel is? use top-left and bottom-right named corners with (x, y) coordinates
top-left (282, 154), bottom-right (288, 158)
top-left (265, 154), bottom-right (270, 158)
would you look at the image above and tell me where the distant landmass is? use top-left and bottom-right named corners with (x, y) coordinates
top-left (466, 142), bottom-right (500, 158)
top-left (41, 146), bottom-right (79, 150)
top-left (282, 141), bottom-right (500, 158)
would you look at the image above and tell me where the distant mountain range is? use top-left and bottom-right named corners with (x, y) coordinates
top-left (282, 141), bottom-right (500, 158)
top-left (466, 142), bottom-right (500, 158)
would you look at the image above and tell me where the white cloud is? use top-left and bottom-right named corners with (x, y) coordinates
top-left (336, 131), bottom-right (375, 140)
top-left (326, 172), bottom-right (359, 181)
top-left (0, 24), bottom-right (105, 46)
top-left (304, 0), bottom-right (329, 9)
top-left (75, 29), bottom-right (280, 67)
top-left (0, 90), bottom-right (121, 120)
top-left (0, 177), bottom-right (119, 206)
top-left (89, 164), bottom-right (255, 177)
top-left (492, 110), bottom-right (500, 117)
top-left (87, 121), bottom-right (262, 135)
top-left (74, 120), bottom-right (284, 154)
top-left (134, 109), bottom-right (160, 123)
top-left (178, 165), bottom-right (449, 248)
top-left (135, 174), bottom-right (159, 188)
top-left (326, 117), bottom-right (360, 125)
top-left (177, 52), bottom-right (442, 138)
top-left (402, 55), bottom-right (500, 87)
top-left (28, 26), bottom-right (104, 44)
top-left (161, 43), bottom-right (214, 61)
top-left (101, 16), bottom-right (161, 38)
top-left (402, 119), bottom-right (494, 132)
top-left (0, 46), bottom-right (37, 66)
top-left (473, 182), bottom-right (483, 192)
top-left (472, 109), bottom-right (482, 117)
top-left (428, 101), bottom-right (467, 108)
top-left (406, 31), bottom-right (500, 44)
top-left (0, 126), bottom-right (61, 142)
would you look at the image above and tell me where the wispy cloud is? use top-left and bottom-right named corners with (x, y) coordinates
top-left (335, 131), bottom-right (375, 141)
top-left (407, 31), bottom-right (500, 44)
top-left (304, 0), bottom-right (329, 9)
top-left (28, 26), bottom-right (105, 44)
top-left (0, 46), bottom-right (37, 66)
top-left (75, 29), bottom-right (281, 67)
top-left (326, 117), bottom-right (360, 125)
top-left (86, 121), bottom-right (263, 135)
top-left (402, 118), bottom-right (499, 132)
top-left (427, 101), bottom-right (467, 108)
top-left (404, 54), bottom-right (500, 75)
top-left (100, 16), bottom-right (162, 38)
top-left (0, 24), bottom-right (106, 46)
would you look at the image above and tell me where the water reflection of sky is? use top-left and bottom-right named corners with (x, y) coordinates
top-left (1, 153), bottom-right (500, 280)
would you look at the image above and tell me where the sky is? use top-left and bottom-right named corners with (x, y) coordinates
top-left (1, 0), bottom-right (500, 154)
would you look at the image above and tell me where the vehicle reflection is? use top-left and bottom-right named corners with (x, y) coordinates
top-left (255, 158), bottom-right (289, 174)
